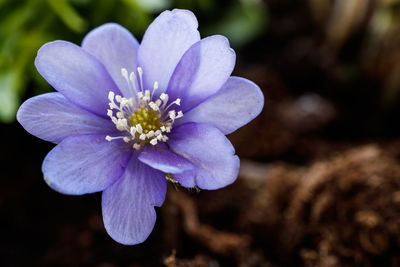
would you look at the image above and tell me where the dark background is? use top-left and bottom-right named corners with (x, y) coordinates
top-left (2, 0), bottom-right (400, 266)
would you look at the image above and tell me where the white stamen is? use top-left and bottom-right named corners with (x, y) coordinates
top-left (169, 110), bottom-right (176, 120)
top-left (116, 112), bottom-right (124, 119)
top-left (133, 143), bottom-right (141, 150)
top-left (150, 138), bottom-right (158, 145)
top-left (109, 102), bottom-right (117, 109)
top-left (105, 135), bottom-right (127, 142)
top-left (120, 98), bottom-right (129, 108)
top-left (164, 98), bottom-right (181, 113)
top-left (176, 111), bottom-right (183, 119)
top-left (160, 93), bottom-right (168, 103)
top-left (130, 126), bottom-right (137, 136)
top-left (151, 81), bottom-right (159, 99)
top-left (128, 98), bottom-right (135, 107)
top-left (129, 72), bottom-right (139, 93)
top-left (144, 90), bottom-right (151, 101)
top-left (108, 91), bottom-right (115, 102)
top-left (146, 130), bottom-right (155, 138)
top-left (137, 67), bottom-right (144, 92)
top-left (123, 137), bottom-right (131, 143)
top-left (115, 118), bottom-right (128, 131)
top-left (121, 68), bottom-right (128, 79)
top-left (149, 102), bottom-right (159, 111)
top-left (139, 133), bottom-right (146, 140)
top-left (136, 124), bottom-right (143, 134)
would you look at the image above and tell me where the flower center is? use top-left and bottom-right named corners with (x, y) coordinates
top-left (129, 108), bottom-right (162, 134)
top-left (105, 67), bottom-right (183, 150)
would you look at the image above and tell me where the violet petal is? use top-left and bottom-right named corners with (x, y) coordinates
top-left (82, 23), bottom-right (140, 98)
top-left (173, 171), bottom-right (196, 188)
top-left (137, 9), bottom-right (200, 93)
top-left (42, 134), bottom-right (131, 195)
top-left (176, 77), bottom-right (264, 134)
top-left (138, 143), bottom-right (194, 174)
top-left (102, 156), bottom-right (166, 245)
top-left (167, 35), bottom-right (235, 112)
top-left (168, 123), bottom-right (240, 190)
top-left (17, 92), bottom-right (115, 143)
top-left (35, 41), bottom-right (121, 117)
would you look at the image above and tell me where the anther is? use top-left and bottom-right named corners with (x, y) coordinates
top-left (130, 126), bottom-right (137, 136)
top-left (108, 91), bottom-right (115, 102)
top-left (146, 130), bottom-right (155, 138)
top-left (151, 81), bottom-right (159, 99)
top-left (136, 124), bottom-right (143, 134)
top-left (169, 110), bottom-right (176, 120)
top-left (133, 143), bottom-right (141, 150)
top-left (121, 68), bottom-right (128, 79)
top-left (116, 112), bottom-right (124, 119)
top-left (160, 93), bottom-right (168, 103)
top-left (150, 138), bottom-right (158, 145)
top-left (176, 111), bottom-right (183, 119)
top-left (144, 90), bottom-right (151, 101)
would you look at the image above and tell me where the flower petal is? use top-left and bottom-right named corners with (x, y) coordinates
top-left (42, 134), bottom-right (131, 195)
top-left (82, 23), bottom-right (140, 98)
top-left (166, 35), bottom-right (236, 112)
top-left (137, 9), bottom-right (200, 93)
top-left (35, 41), bottom-right (121, 117)
top-left (17, 92), bottom-right (115, 143)
top-left (176, 77), bottom-right (264, 134)
top-left (168, 123), bottom-right (240, 190)
top-left (138, 143), bottom-right (194, 174)
top-left (102, 156), bottom-right (166, 245)
top-left (173, 171), bottom-right (196, 188)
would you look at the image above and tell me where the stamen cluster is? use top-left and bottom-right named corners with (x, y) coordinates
top-left (105, 67), bottom-right (183, 149)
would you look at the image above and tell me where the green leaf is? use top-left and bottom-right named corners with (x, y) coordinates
top-left (133, 0), bottom-right (172, 12)
top-left (0, 71), bottom-right (19, 123)
top-left (204, 0), bottom-right (268, 47)
top-left (46, 0), bottom-right (87, 33)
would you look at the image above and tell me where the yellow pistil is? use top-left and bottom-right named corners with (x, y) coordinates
top-left (129, 108), bottom-right (162, 134)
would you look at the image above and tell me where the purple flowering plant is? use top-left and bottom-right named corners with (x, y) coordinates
top-left (17, 9), bottom-right (264, 245)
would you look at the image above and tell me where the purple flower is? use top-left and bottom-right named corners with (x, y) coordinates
top-left (17, 9), bottom-right (264, 245)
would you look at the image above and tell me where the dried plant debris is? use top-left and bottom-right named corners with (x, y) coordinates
top-left (240, 144), bottom-right (400, 266)
top-left (163, 251), bottom-right (218, 267)
top-left (167, 190), bottom-right (251, 261)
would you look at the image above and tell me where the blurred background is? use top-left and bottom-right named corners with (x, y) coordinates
top-left (2, 0), bottom-right (400, 266)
